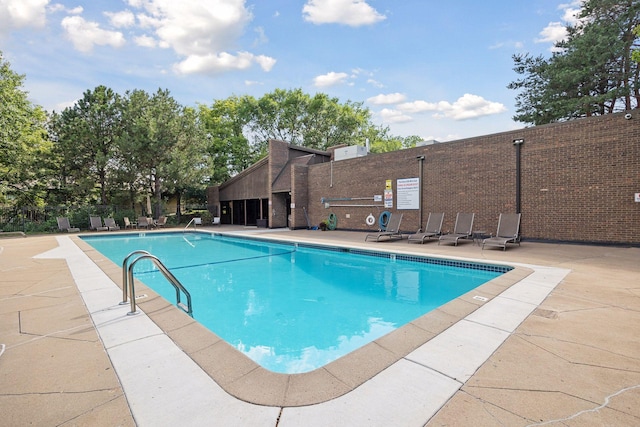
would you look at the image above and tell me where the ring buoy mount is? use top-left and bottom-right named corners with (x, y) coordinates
top-left (365, 213), bottom-right (375, 226)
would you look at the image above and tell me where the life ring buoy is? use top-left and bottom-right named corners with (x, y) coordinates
top-left (327, 213), bottom-right (338, 230)
top-left (365, 213), bottom-right (376, 226)
top-left (379, 211), bottom-right (391, 230)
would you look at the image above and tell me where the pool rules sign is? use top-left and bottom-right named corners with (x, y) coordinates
top-left (397, 178), bottom-right (420, 210)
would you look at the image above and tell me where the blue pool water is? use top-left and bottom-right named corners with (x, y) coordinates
top-left (82, 232), bottom-right (508, 373)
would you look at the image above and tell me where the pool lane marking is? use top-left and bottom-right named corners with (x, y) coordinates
top-left (134, 249), bottom-right (297, 274)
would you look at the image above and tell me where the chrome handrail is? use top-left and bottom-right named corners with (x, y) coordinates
top-left (121, 250), bottom-right (150, 305)
top-left (122, 252), bottom-right (193, 317)
top-left (183, 217), bottom-right (202, 231)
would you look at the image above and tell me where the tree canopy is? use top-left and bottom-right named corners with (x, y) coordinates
top-left (509, 0), bottom-right (640, 125)
top-left (0, 51), bottom-right (51, 206)
top-left (2, 53), bottom-right (423, 212)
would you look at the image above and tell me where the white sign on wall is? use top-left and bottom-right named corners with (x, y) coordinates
top-left (397, 177), bottom-right (420, 210)
top-left (635, 193), bottom-right (640, 202)
top-left (384, 190), bottom-right (393, 208)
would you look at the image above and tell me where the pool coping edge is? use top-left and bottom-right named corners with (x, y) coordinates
top-left (71, 232), bottom-right (533, 407)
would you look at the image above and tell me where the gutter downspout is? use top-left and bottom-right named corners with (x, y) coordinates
top-left (417, 155), bottom-right (425, 227)
top-left (513, 139), bottom-right (524, 214)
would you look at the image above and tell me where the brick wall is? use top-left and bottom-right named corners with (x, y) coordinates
top-left (291, 164), bottom-right (309, 229)
top-left (307, 112), bottom-right (640, 245)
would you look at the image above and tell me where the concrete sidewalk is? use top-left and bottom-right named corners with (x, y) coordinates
top-left (0, 229), bottom-right (638, 426)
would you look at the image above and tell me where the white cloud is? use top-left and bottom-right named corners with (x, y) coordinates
top-left (253, 26), bottom-right (268, 46)
top-left (536, 1), bottom-right (584, 49)
top-left (536, 21), bottom-right (566, 44)
top-left (421, 134), bottom-right (460, 143)
top-left (313, 71), bottom-right (349, 87)
top-left (367, 93), bottom-right (406, 105)
top-left (135, 12), bottom-right (160, 29)
top-left (121, 0), bottom-right (274, 75)
top-left (397, 100), bottom-right (437, 113)
top-left (47, 4), bottom-right (83, 14)
top-left (255, 55), bottom-right (276, 72)
top-left (560, 1), bottom-right (584, 26)
top-left (173, 51), bottom-right (275, 75)
top-left (431, 94), bottom-right (506, 120)
top-left (105, 10), bottom-right (135, 28)
top-left (134, 34), bottom-right (157, 48)
top-left (131, 0), bottom-right (252, 56)
top-left (61, 15), bottom-right (126, 53)
top-left (381, 94), bottom-right (505, 121)
top-left (302, 0), bottom-right (385, 27)
top-left (489, 40), bottom-right (524, 50)
top-left (379, 108), bottom-right (412, 124)
top-left (0, 0), bottom-right (48, 35)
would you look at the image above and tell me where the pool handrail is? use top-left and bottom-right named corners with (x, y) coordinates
top-left (184, 217), bottom-right (202, 231)
top-left (121, 250), bottom-right (150, 305)
top-left (123, 252), bottom-right (193, 317)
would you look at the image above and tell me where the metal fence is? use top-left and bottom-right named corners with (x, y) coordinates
top-left (0, 205), bottom-right (129, 233)
top-left (1, 204), bottom-right (211, 233)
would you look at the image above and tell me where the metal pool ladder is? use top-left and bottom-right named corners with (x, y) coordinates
top-left (120, 250), bottom-right (193, 317)
top-left (184, 217), bottom-right (202, 231)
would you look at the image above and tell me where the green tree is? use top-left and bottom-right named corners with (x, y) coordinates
top-left (120, 88), bottom-right (203, 218)
top-left (243, 88), bottom-right (374, 152)
top-left (0, 51), bottom-right (51, 207)
top-left (198, 96), bottom-right (253, 184)
top-left (116, 89), bottom-right (153, 210)
top-left (509, 0), bottom-right (640, 124)
top-left (302, 93), bottom-right (370, 150)
top-left (632, 25), bottom-right (640, 62)
top-left (53, 86), bottom-right (122, 205)
top-left (162, 106), bottom-right (209, 221)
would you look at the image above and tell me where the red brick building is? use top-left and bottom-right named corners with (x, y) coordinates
top-left (208, 112), bottom-right (640, 245)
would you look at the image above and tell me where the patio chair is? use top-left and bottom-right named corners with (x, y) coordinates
top-left (438, 213), bottom-right (475, 246)
top-left (407, 213), bottom-right (444, 244)
top-left (57, 217), bottom-right (80, 233)
top-left (104, 217), bottom-right (120, 231)
top-left (213, 217), bottom-right (221, 226)
top-left (482, 213), bottom-right (522, 251)
top-left (154, 216), bottom-right (167, 228)
top-left (123, 217), bottom-right (136, 229)
top-left (89, 216), bottom-right (109, 231)
top-left (365, 213), bottom-right (404, 242)
top-left (137, 217), bottom-right (152, 229)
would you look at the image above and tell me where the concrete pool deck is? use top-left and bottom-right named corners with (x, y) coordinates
top-left (1, 226), bottom-right (639, 426)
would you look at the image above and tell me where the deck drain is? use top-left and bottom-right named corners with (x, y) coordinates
top-left (135, 294), bottom-right (148, 300)
top-left (473, 295), bottom-right (488, 302)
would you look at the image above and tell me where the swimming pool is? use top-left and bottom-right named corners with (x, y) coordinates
top-left (82, 232), bottom-right (509, 373)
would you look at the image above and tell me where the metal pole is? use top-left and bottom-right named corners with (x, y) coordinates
top-left (417, 156), bottom-right (425, 227)
top-left (513, 139), bottom-right (524, 214)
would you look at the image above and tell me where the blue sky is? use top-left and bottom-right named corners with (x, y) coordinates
top-left (1, 0), bottom-right (582, 141)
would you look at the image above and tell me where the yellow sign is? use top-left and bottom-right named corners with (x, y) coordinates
top-left (385, 179), bottom-right (392, 190)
